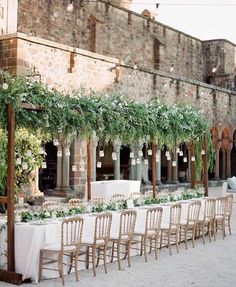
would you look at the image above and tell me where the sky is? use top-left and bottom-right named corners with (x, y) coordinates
top-left (131, 0), bottom-right (236, 44)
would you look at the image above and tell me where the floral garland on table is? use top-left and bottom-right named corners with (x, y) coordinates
top-left (16, 188), bottom-right (204, 223)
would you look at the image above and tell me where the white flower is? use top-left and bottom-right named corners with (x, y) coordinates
top-left (2, 83), bottom-right (8, 90)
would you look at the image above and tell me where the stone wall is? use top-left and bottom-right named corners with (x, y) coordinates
top-left (17, 0), bottom-right (206, 82)
top-left (1, 33), bottom-right (236, 191)
top-left (0, 33), bottom-right (232, 129)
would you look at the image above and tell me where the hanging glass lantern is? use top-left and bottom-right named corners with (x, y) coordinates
top-left (147, 149), bottom-right (152, 156)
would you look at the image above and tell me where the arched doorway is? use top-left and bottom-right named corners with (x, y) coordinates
top-left (39, 142), bottom-right (57, 192)
top-left (231, 130), bottom-right (236, 176)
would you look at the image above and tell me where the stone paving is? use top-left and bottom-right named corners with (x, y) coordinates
top-left (1, 186), bottom-right (236, 287)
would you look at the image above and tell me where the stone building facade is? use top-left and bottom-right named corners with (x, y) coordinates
top-left (0, 0), bottom-right (235, 196)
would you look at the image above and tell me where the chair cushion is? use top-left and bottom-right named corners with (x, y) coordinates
top-left (110, 234), bottom-right (130, 241)
top-left (135, 229), bottom-right (156, 237)
top-left (228, 177), bottom-right (236, 190)
top-left (215, 215), bottom-right (224, 220)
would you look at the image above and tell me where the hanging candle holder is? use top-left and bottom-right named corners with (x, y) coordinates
top-left (201, 150), bottom-right (206, 155)
top-left (183, 157), bottom-right (188, 163)
top-left (131, 159), bottom-right (136, 165)
top-left (144, 159), bottom-right (148, 165)
top-left (176, 147), bottom-right (180, 154)
top-left (172, 161), bottom-right (177, 167)
top-left (72, 164), bottom-right (77, 172)
top-left (179, 151), bottom-right (183, 156)
top-left (165, 151), bottom-right (170, 157)
top-left (41, 162), bottom-right (47, 169)
top-left (136, 158), bottom-right (141, 164)
top-left (155, 153), bottom-right (160, 162)
top-left (130, 152), bottom-right (134, 158)
top-left (39, 147), bottom-right (45, 155)
top-left (191, 156), bottom-right (195, 162)
top-left (99, 150), bottom-right (104, 157)
top-left (16, 158), bottom-right (22, 165)
top-left (147, 149), bottom-right (152, 156)
top-left (97, 161), bottom-right (102, 168)
top-left (53, 139), bottom-right (59, 146)
top-left (112, 152), bottom-right (117, 161)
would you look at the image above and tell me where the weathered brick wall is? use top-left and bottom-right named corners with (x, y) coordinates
top-left (13, 34), bottom-right (236, 130)
top-left (202, 40), bottom-right (236, 87)
top-left (0, 36), bottom-right (17, 74)
top-left (17, 0), bottom-right (205, 82)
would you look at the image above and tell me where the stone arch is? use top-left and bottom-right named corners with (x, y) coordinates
top-left (231, 129), bottom-right (236, 176)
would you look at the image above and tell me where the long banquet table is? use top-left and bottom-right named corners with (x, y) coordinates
top-left (91, 180), bottom-right (141, 202)
top-left (10, 198), bottom-right (209, 283)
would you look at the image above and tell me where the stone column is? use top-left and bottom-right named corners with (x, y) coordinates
top-left (221, 150), bottom-right (226, 179)
top-left (136, 145), bottom-right (143, 181)
top-left (214, 148), bottom-right (220, 180)
top-left (56, 143), bottom-right (63, 189)
top-left (129, 148), bottom-right (136, 180)
top-left (156, 149), bottom-right (162, 185)
top-left (166, 157), bottom-right (172, 184)
top-left (114, 141), bottom-right (121, 180)
top-left (172, 151), bottom-right (179, 183)
top-left (91, 138), bottom-right (98, 181)
top-left (62, 143), bottom-right (71, 191)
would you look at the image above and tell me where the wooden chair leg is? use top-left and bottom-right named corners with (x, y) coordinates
top-left (149, 238), bottom-right (153, 254)
top-left (228, 216), bottom-right (232, 235)
top-left (96, 247), bottom-right (100, 267)
top-left (127, 241), bottom-right (132, 267)
top-left (168, 233), bottom-right (172, 255)
top-left (104, 245), bottom-right (108, 273)
top-left (74, 251), bottom-right (79, 282)
top-left (154, 236), bottom-right (158, 260)
top-left (202, 224), bottom-right (205, 244)
top-left (86, 247), bottom-right (90, 269)
top-left (117, 242), bottom-right (121, 270)
top-left (175, 232), bottom-right (179, 253)
top-left (143, 237), bottom-right (147, 263)
top-left (92, 247), bottom-right (96, 276)
top-left (110, 242), bottom-right (115, 263)
top-left (184, 228), bottom-right (188, 249)
top-left (38, 250), bottom-right (43, 282)
top-left (59, 254), bottom-right (65, 286)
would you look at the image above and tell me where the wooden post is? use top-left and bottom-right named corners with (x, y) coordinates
top-left (87, 138), bottom-right (91, 201)
top-left (0, 104), bottom-right (28, 284)
top-left (190, 142), bottom-right (195, 189)
top-left (151, 143), bottom-right (157, 199)
top-left (202, 135), bottom-right (208, 196)
top-left (7, 104), bottom-right (16, 272)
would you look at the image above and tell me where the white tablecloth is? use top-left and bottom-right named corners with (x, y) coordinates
top-left (13, 198), bottom-right (205, 282)
top-left (91, 180), bottom-right (141, 202)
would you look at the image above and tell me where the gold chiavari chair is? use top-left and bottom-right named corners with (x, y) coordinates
top-left (160, 203), bottom-right (181, 255)
top-left (42, 200), bottom-right (59, 210)
top-left (225, 194), bottom-right (233, 235)
top-left (197, 198), bottom-right (215, 244)
top-left (130, 192), bottom-right (141, 200)
top-left (111, 193), bottom-right (125, 202)
top-left (80, 213), bottom-right (112, 276)
top-left (179, 201), bottom-right (201, 249)
top-left (214, 196), bottom-right (227, 239)
top-left (68, 198), bottom-right (83, 208)
top-left (133, 207), bottom-right (163, 262)
top-left (14, 203), bottom-right (31, 211)
top-left (39, 217), bottom-right (84, 286)
top-left (110, 210), bottom-right (137, 270)
top-left (91, 197), bottom-right (104, 205)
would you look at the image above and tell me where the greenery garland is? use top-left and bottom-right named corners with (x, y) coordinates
top-left (0, 70), bottom-right (214, 184)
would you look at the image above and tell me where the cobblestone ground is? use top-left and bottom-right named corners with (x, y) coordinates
top-left (1, 186), bottom-right (236, 287)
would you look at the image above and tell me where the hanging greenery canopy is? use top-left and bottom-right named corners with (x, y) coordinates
top-left (0, 71), bottom-right (208, 146)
